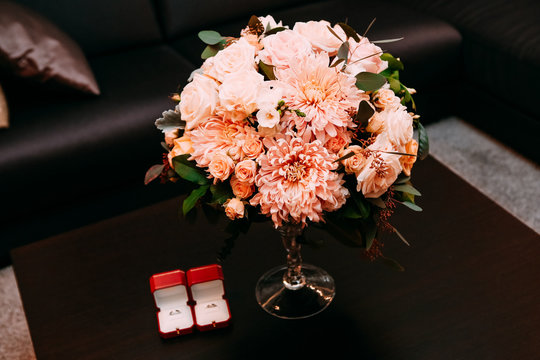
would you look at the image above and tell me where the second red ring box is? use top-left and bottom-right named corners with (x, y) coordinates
top-left (150, 264), bottom-right (231, 338)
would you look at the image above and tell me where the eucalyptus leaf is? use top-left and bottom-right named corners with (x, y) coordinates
top-left (337, 41), bottom-right (350, 61)
top-left (400, 201), bottom-right (422, 211)
top-left (264, 26), bottom-right (287, 35)
top-left (355, 72), bottom-right (386, 92)
top-left (393, 184), bottom-right (421, 196)
top-left (380, 256), bottom-right (405, 272)
top-left (337, 22), bottom-right (360, 42)
top-left (417, 122), bottom-right (429, 160)
top-left (330, 58), bottom-right (346, 68)
top-left (395, 175), bottom-right (411, 184)
top-left (144, 164), bottom-right (165, 185)
top-left (172, 155), bottom-right (210, 185)
top-left (326, 25), bottom-right (344, 42)
top-left (372, 37), bottom-right (404, 44)
top-left (155, 110), bottom-right (185, 133)
top-left (198, 30), bottom-right (223, 45)
top-left (380, 52), bottom-right (404, 71)
top-left (392, 226), bottom-right (410, 246)
top-left (367, 197), bottom-right (386, 208)
top-left (201, 45), bottom-right (220, 59)
top-left (351, 192), bottom-right (370, 219)
top-left (362, 17), bottom-right (376, 37)
top-left (183, 185), bottom-right (210, 215)
top-left (342, 203), bottom-right (364, 219)
top-left (259, 61), bottom-right (276, 80)
top-left (334, 151), bottom-right (355, 163)
top-left (210, 183), bottom-right (233, 205)
top-left (355, 100), bottom-right (375, 127)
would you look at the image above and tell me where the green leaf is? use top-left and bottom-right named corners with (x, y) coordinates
top-left (258, 61), bottom-right (276, 80)
top-left (379, 256), bottom-right (405, 272)
top-left (367, 197), bottom-right (386, 208)
top-left (264, 26), bottom-right (287, 35)
top-left (393, 184), bottom-right (421, 196)
top-left (334, 151), bottom-right (355, 163)
top-left (201, 45), bottom-right (220, 59)
top-left (355, 72), bottom-right (386, 92)
top-left (337, 22), bottom-right (360, 42)
top-left (172, 155), bottom-right (209, 185)
top-left (337, 41), bottom-right (349, 61)
top-left (355, 100), bottom-right (375, 127)
top-left (327, 25), bottom-right (344, 42)
top-left (399, 201), bottom-right (423, 212)
top-left (392, 226), bottom-right (410, 246)
top-left (144, 164), bottom-right (165, 185)
top-left (380, 53), bottom-right (404, 71)
top-left (210, 183), bottom-right (233, 205)
top-left (330, 58), bottom-right (346, 68)
top-left (363, 221), bottom-right (377, 250)
top-left (388, 77), bottom-right (401, 93)
top-left (395, 174), bottom-right (410, 184)
top-left (198, 30), bottom-right (223, 45)
top-left (183, 185), bottom-right (210, 215)
top-left (351, 193), bottom-right (370, 219)
top-left (342, 203), bottom-right (364, 219)
top-left (417, 122), bottom-right (429, 160)
top-left (323, 218), bottom-right (364, 247)
top-left (155, 110), bottom-right (185, 133)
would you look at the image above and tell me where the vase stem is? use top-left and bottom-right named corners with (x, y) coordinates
top-left (279, 223), bottom-right (306, 290)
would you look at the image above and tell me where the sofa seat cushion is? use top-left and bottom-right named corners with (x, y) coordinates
top-left (0, 45), bottom-right (195, 227)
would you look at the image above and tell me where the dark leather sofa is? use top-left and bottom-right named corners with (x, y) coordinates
top-left (0, 0), bottom-right (535, 264)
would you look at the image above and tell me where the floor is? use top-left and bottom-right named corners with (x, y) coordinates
top-left (1, 117), bottom-right (538, 360)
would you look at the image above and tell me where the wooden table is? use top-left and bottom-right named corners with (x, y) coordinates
top-left (12, 157), bottom-right (540, 359)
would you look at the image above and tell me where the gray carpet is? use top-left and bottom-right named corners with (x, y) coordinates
top-left (0, 117), bottom-right (538, 359)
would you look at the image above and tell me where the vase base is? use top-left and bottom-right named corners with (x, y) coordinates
top-left (255, 263), bottom-right (335, 319)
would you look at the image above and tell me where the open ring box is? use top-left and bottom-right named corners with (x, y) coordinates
top-left (150, 264), bottom-right (231, 338)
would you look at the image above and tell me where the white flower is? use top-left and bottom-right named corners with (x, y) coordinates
top-left (256, 107), bottom-right (280, 128)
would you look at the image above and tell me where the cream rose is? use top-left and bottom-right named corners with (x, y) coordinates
top-left (201, 38), bottom-right (256, 83)
top-left (339, 145), bottom-right (367, 174)
top-left (374, 88), bottom-right (401, 110)
top-left (292, 20), bottom-right (346, 55)
top-left (342, 37), bottom-right (388, 76)
top-left (224, 197), bottom-right (245, 220)
top-left (258, 15), bottom-right (284, 32)
top-left (218, 70), bottom-right (264, 121)
top-left (400, 139), bottom-right (418, 176)
top-left (179, 73), bottom-right (219, 130)
top-left (235, 159), bottom-right (257, 183)
top-left (167, 135), bottom-right (194, 167)
top-left (230, 175), bottom-right (255, 199)
top-left (208, 152), bottom-right (235, 183)
top-left (366, 111), bottom-right (385, 134)
top-left (384, 106), bottom-right (414, 147)
top-left (258, 30), bottom-right (313, 69)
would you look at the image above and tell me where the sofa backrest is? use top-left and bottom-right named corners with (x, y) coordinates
top-left (11, 0), bottom-right (163, 56)
top-left (154, 0), bottom-right (321, 39)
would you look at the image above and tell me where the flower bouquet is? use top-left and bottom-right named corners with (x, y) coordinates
top-left (146, 15), bottom-right (429, 318)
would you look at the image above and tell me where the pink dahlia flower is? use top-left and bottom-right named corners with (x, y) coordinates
top-left (250, 136), bottom-right (349, 227)
top-left (274, 52), bottom-right (365, 146)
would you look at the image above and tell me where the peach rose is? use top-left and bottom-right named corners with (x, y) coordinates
top-left (257, 124), bottom-right (279, 137)
top-left (356, 135), bottom-right (401, 198)
top-left (400, 139), bottom-right (418, 176)
top-left (218, 70), bottom-right (264, 121)
top-left (201, 38), bottom-right (256, 83)
top-left (339, 145), bottom-right (367, 174)
top-left (258, 30), bottom-right (313, 69)
top-left (374, 88), bottom-right (400, 110)
top-left (208, 152), bottom-right (235, 183)
top-left (324, 128), bottom-right (351, 153)
top-left (235, 159), bottom-right (257, 183)
top-left (292, 20), bottom-right (346, 55)
top-left (256, 107), bottom-right (280, 128)
top-left (341, 37), bottom-right (388, 76)
top-left (179, 73), bottom-right (219, 130)
top-left (242, 135), bottom-right (264, 159)
top-left (224, 197), bottom-right (245, 220)
top-left (366, 111), bottom-right (385, 134)
top-left (167, 135), bottom-right (194, 166)
top-left (230, 175), bottom-right (255, 199)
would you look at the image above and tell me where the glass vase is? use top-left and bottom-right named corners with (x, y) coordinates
top-left (255, 222), bottom-right (336, 319)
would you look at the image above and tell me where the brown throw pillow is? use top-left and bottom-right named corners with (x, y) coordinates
top-left (0, 82), bottom-right (8, 128)
top-left (0, 1), bottom-right (100, 95)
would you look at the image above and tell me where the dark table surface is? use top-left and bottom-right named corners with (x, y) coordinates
top-left (12, 157), bottom-right (540, 360)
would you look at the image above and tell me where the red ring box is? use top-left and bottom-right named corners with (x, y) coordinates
top-left (150, 264), bottom-right (231, 338)
top-left (150, 269), bottom-right (195, 338)
top-left (187, 264), bottom-right (231, 331)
